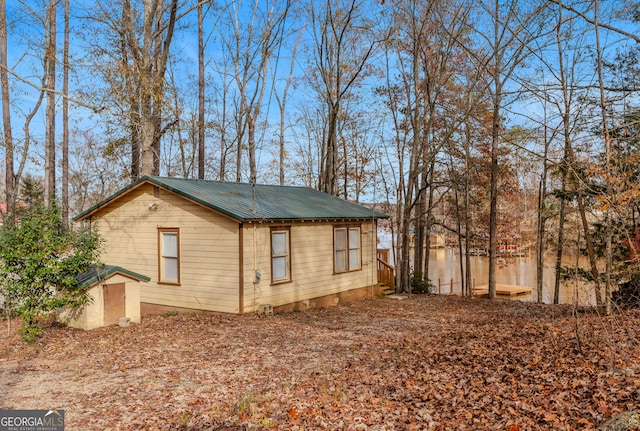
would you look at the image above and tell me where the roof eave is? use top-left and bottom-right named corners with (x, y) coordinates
top-left (73, 175), bottom-right (390, 223)
top-left (73, 176), bottom-right (153, 221)
top-left (74, 176), bottom-right (245, 223)
top-left (77, 265), bottom-right (151, 289)
top-left (243, 216), bottom-right (389, 223)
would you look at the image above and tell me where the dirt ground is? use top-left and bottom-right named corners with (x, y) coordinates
top-left (1, 295), bottom-right (640, 430)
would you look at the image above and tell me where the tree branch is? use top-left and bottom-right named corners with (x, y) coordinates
top-left (0, 63), bottom-right (103, 112)
top-left (547, 0), bottom-right (640, 44)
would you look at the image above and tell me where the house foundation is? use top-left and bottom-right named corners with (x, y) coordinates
top-left (141, 283), bottom-right (386, 316)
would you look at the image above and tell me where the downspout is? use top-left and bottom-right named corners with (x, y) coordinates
top-left (252, 184), bottom-right (259, 312)
top-left (372, 217), bottom-right (377, 299)
top-left (253, 222), bottom-right (258, 312)
top-left (238, 223), bottom-right (244, 314)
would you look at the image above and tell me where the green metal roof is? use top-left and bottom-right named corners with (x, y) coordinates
top-left (74, 176), bottom-right (389, 222)
top-left (76, 264), bottom-right (150, 288)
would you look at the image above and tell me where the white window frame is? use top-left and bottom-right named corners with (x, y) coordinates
top-left (271, 227), bottom-right (291, 284)
top-left (334, 226), bottom-right (361, 273)
top-left (158, 228), bottom-right (180, 284)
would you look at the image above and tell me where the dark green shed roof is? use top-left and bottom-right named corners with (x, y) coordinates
top-left (74, 176), bottom-right (388, 222)
top-left (76, 264), bottom-right (150, 288)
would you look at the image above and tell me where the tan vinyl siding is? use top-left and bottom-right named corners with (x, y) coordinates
top-left (92, 184), bottom-right (241, 313)
top-left (242, 220), bottom-right (378, 312)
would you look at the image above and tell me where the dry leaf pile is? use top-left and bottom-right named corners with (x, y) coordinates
top-left (2, 295), bottom-right (640, 430)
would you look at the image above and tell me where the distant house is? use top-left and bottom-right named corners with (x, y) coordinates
top-left (74, 176), bottom-right (389, 315)
top-left (0, 202), bottom-right (30, 226)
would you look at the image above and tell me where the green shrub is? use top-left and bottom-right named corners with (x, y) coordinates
top-left (410, 271), bottom-right (433, 294)
top-left (0, 203), bottom-right (102, 342)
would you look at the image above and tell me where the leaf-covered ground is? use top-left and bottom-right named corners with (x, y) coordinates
top-left (2, 295), bottom-right (640, 430)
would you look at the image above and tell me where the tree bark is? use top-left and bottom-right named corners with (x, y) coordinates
top-left (488, 84), bottom-right (501, 300)
top-left (536, 103), bottom-right (550, 303)
top-left (44, 0), bottom-right (57, 207)
top-left (0, 0), bottom-right (15, 219)
top-left (554, 167), bottom-right (567, 304)
top-left (312, 0), bottom-right (375, 196)
top-left (62, 0), bottom-right (70, 225)
top-left (124, 0), bottom-right (179, 177)
top-left (274, 31), bottom-right (300, 186)
top-left (594, 0), bottom-right (612, 314)
top-left (197, 2), bottom-right (205, 179)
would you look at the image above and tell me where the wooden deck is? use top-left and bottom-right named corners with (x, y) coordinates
top-left (472, 284), bottom-right (533, 298)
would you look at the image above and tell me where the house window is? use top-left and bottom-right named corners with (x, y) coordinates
top-left (159, 228), bottom-right (180, 284)
top-left (334, 226), bottom-right (361, 273)
top-left (271, 227), bottom-right (291, 283)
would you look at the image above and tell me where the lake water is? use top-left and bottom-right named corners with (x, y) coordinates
top-left (427, 248), bottom-right (597, 306)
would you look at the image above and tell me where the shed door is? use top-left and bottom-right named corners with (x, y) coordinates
top-left (103, 283), bottom-right (126, 325)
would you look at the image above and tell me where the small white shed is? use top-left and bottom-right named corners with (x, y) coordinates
top-left (59, 265), bottom-right (149, 330)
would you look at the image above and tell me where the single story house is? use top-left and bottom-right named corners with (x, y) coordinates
top-left (74, 176), bottom-right (389, 315)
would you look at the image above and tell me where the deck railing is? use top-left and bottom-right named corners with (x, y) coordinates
top-left (377, 257), bottom-right (395, 291)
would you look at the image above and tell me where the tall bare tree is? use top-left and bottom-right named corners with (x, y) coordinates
top-left (379, 0), bottom-right (479, 293)
top-left (62, 0), bottom-right (70, 223)
top-left (309, 0), bottom-right (377, 196)
top-left (87, 0), bottom-right (183, 178)
top-left (1, 1), bottom-right (50, 215)
top-left (219, 0), bottom-right (292, 184)
top-left (593, 0), bottom-right (613, 314)
top-left (130, 0), bottom-right (179, 175)
top-left (274, 29), bottom-right (303, 185)
top-left (0, 0), bottom-right (14, 218)
top-left (468, 0), bottom-right (547, 299)
top-left (44, 0), bottom-right (57, 207)
top-left (197, 2), bottom-right (205, 179)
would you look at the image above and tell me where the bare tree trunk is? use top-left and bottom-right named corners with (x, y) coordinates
top-left (278, 95), bottom-right (286, 185)
top-left (453, 180), bottom-right (465, 294)
top-left (222, 0), bottom-right (291, 184)
top-left (62, 0), bottom-right (70, 224)
top-left (235, 109), bottom-right (244, 182)
top-left (553, 4), bottom-right (571, 305)
top-left (274, 32), bottom-right (301, 186)
top-left (554, 167), bottom-right (567, 304)
top-left (488, 84), bottom-right (501, 300)
top-left (480, 0), bottom-right (542, 300)
top-left (124, 0), bottom-right (153, 176)
top-left (197, 2), bottom-right (205, 179)
top-left (342, 129), bottom-right (348, 198)
top-left (44, 0), bottom-right (57, 207)
top-left (571, 172), bottom-right (603, 309)
top-left (536, 119), bottom-right (550, 303)
top-left (311, 0), bottom-right (375, 196)
top-left (0, 0), bottom-right (15, 219)
top-left (487, 0), bottom-right (503, 301)
top-left (594, 0), bottom-right (612, 314)
top-left (151, 5), bottom-right (164, 176)
top-left (552, 0), bottom-right (602, 309)
top-left (464, 122), bottom-right (473, 297)
top-left (247, 116), bottom-right (257, 185)
top-left (118, 5), bottom-right (141, 181)
top-left (399, 202), bottom-right (413, 293)
top-left (124, 0), bottom-right (179, 177)
top-left (219, 72), bottom-right (229, 181)
top-left (129, 98), bottom-right (141, 180)
top-left (322, 105), bottom-right (338, 194)
top-left (414, 182), bottom-right (426, 279)
top-left (424, 160), bottom-right (436, 278)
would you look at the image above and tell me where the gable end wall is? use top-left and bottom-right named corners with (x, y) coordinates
top-left (91, 184), bottom-right (241, 313)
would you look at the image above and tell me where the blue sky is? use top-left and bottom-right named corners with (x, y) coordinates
top-left (2, 0), bottom-right (640, 207)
